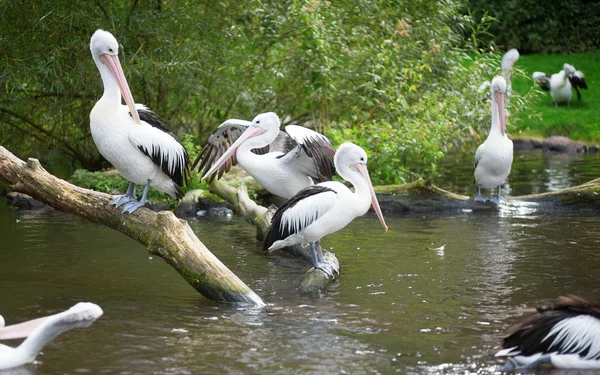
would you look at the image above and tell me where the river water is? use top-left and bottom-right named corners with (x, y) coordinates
top-left (1, 150), bottom-right (599, 374)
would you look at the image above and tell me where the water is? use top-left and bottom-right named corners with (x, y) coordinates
top-left (1, 151), bottom-right (600, 374)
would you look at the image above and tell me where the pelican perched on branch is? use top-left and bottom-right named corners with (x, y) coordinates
top-left (90, 30), bottom-right (190, 214)
top-left (263, 142), bottom-right (387, 276)
top-left (0, 303), bottom-right (103, 370)
top-left (533, 64), bottom-right (588, 107)
top-left (194, 112), bottom-right (335, 199)
top-left (474, 76), bottom-right (513, 204)
top-left (496, 295), bottom-right (600, 370)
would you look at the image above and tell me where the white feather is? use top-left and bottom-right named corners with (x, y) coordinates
top-left (545, 315), bottom-right (600, 359)
top-left (280, 189), bottom-right (337, 235)
top-left (285, 125), bottom-right (332, 146)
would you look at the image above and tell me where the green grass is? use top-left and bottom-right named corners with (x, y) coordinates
top-left (511, 50), bottom-right (600, 143)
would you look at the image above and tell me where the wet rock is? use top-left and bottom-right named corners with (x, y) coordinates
top-left (174, 189), bottom-right (231, 217)
top-left (589, 146), bottom-right (599, 154)
top-left (7, 192), bottom-right (46, 210)
top-left (511, 136), bottom-right (544, 150)
top-left (208, 207), bottom-right (233, 217)
top-left (543, 136), bottom-right (587, 154)
top-left (0, 184), bottom-right (7, 198)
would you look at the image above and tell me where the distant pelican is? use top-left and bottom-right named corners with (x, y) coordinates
top-left (90, 29), bottom-right (189, 213)
top-left (0, 303), bottom-right (102, 370)
top-left (496, 295), bottom-right (600, 370)
top-left (263, 142), bottom-right (387, 276)
top-left (474, 76), bottom-right (513, 204)
top-left (533, 64), bottom-right (588, 107)
top-left (195, 112), bottom-right (335, 199)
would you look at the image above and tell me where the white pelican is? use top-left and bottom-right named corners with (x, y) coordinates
top-left (501, 48), bottom-right (520, 80)
top-left (263, 142), bottom-right (388, 276)
top-left (90, 29), bottom-right (189, 214)
top-left (474, 76), bottom-right (513, 204)
top-left (0, 302), bottom-right (103, 370)
top-left (195, 112), bottom-right (335, 199)
top-left (496, 295), bottom-right (600, 370)
top-left (533, 64), bottom-right (588, 107)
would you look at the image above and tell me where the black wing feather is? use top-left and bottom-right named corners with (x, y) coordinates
top-left (263, 185), bottom-right (336, 253)
top-left (300, 137), bottom-right (336, 183)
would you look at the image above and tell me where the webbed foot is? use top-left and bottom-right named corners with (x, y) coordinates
top-left (490, 195), bottom-right (506, 205)
top-left (314, 262), bottom-right (339, 278)
top-left (111, 194), bottom-right (135, 207)
top-left (122, 200), bottom-right (146, 214)
top-left (474, 195), bottom-right (488, 202)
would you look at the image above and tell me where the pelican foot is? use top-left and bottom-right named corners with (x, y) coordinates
top-left (314, 262), bottom-right (339, 279)
top-left (122, 200), bottom-right (146, 214)
top-left (496, 355), bottom-right (551, 371)
top-left (474, 194), bottom-right (488, 202)
top-left (111, 194), bottom-right (135, 207)
top-left (490, 196), bottom-right (506, 205)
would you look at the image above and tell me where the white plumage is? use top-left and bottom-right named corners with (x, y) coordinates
top-left (90, 29), bottom-right (189, 213)
top-left (0, 303), bottom-right (102, 370)
top-left (533, 63), bottom-right (588, 107)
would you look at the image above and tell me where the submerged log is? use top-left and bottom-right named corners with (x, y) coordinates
top-left (0, 147), bottom-right (264, 306)
top-left (208, 170), bottom-right (339, 294)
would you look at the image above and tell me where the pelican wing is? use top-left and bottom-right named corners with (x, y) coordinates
top-left (263, 185), bottom-right (337, 252)
top-left (532, 72), bottom-right (551, 91)
top-left (501, 296), bottom-right (600, 359)
top-left (277, 125), bottom-right (336, 183)
top-left (569, 71), bottom-right (588, 90)
top-left (192, 119), bottom-right (293, 182)
top-left (129, 110), bottom-right (190, 190)
top-left (474, 142), bottom-right (485, 171)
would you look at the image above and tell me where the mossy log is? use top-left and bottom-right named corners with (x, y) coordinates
top-left (208, 170), bottom-right (339, 294)
top-left (0, 147), bottom-right (264, 306)
top-left (375, 178), bottom-right (600, 212)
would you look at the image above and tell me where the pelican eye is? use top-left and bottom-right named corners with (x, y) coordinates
top-left (360, 157), bottom-right (365, 162)
top-left (255, 120), bottom-right (260, 124)
top-left (108, 48), bottom-right (114, 53)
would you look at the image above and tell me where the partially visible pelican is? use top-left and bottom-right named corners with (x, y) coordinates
top-left (195, 112), bottom-right (335, 199)
top-left (263, 142), bottom-right (388, 276)
top-left (533, 63), bottom-right (588, 107)
top-left (0, 303), bottom-right (103, 370)
top-left (90, 29), bottom-right (189, 214)
top-left (474, 76), bottom-right (513, 204)
top-left (496, 295), bottom-right (600, 370)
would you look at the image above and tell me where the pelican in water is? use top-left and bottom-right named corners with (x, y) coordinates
top-left (90, 30), bottom-right (189, 213)
top-left (0, 302), bottom-right (103, 370)
top-left (474, 76), bottom-right (513, 204)
top-left (263, 142), bottom-right (388, 276)
top-left (195, 112), bottom-right (335, 199)
top-left (496, 295), bottom-right (600, 370)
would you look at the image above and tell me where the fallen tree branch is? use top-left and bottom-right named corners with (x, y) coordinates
top-left (0, 147), bottom-right (264, 306)
top-left (208, 169), bottom-right (339, 294)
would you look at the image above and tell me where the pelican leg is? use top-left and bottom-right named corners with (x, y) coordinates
top-left (310, 241), bottom-right (338, 277)
top-left (474, 186), bottom-right (488, 202)
top-left (490, 186), bottom-right (506, 205)
top-left (111, 182), bottom-right (136, 207)
top-left (123, 180), bottom-right (150, 214)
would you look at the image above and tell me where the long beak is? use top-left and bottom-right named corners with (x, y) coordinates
top-left (100, 54), bottom-right (141, 124)
top-left (353, 163), bottom-right (388, 231)
top-left (0, 316), bottom-right (52, 340)
top-left (202, 125), bottom-right (265, 180)
top-left (495, 91), bottom-right (506, 134)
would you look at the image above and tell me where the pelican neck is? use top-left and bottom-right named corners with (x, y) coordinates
top-left (94, 56), bottom-right (121, 105)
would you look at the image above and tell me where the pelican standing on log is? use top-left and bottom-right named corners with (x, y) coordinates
top-left (263, 142), bottom-right (388, 276)
top-left (195, 112), bottom-right (335, 199)
top-left (90, 30), bottom-right (189, 214)
top-left (0, 303), bottom-right (102, 370)
top-left (474, 76), bottom-right (513, 204)
top-left (496, 295), bottom-right (600, 370)
top-left (533, 64), bottom-right (588, 107)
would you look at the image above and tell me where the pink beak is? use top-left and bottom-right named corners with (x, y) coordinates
top-left (202, 125), bottom-right (265, 180)
top-left (0, 316), bottom-right (52, 340)
top-left (495, 90), bottom-right (506, 134)
top-left (353, 163), bottom-right (388, 231)
top-left (100, 54), bottom-right (141, 124)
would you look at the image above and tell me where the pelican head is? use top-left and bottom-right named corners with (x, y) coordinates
top-left (202, 112), bottom-right (281, 180)
top-left (501, 48), bottom-right (519, 77)
top-left (491, 76), bottom-right (507, 134)
top-left (335, 142), bottom-right (388, 231)
top-left (90, 29), bottom-right (140, 124)
top-left (563, 63), bottom-right (576, 76)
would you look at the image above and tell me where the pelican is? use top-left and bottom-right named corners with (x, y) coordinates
top-left (496, 295), bottom-right (600, 370)
top-left (533, 64), bottom-right (588, 107)
top-left (194, 112), bottom-right (335, 199)
top-left (263, 142), bottom-right (388, 276)
top-left (501, 48), bottom-right (520, 80)
top-left (0, 302), bottom-right (103, 370)
top-left (474, 76), bottom-right (513, 204)
top-left (90, 30), bottom-right (189, 214)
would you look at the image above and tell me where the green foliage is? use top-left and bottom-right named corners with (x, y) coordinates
top-left (0, 0), bottom-right (537, 185)
top-left (465, 0), bottom-right (600, 54)
top-left (511, 51), bottom-right (600, 143)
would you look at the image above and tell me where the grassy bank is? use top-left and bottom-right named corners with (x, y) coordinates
top-left (511, 50), bottom-right (600, 143)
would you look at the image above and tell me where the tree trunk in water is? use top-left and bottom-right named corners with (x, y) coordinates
top-left (0, 147), bottom-right (264, 306)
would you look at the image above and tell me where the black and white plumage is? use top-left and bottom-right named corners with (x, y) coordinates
top-left (90, 29), bottom-right (190, 214)
top-left (0, 303), bottom-right (103, 370)
top-left (262, 142), bottom-right (388, 275)
top-left (496, 295), bottom-right (600, 370)
top-left (195, 112), bottom-right (335, 199)
top-left (532, 63), bottom-right (588, 107)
